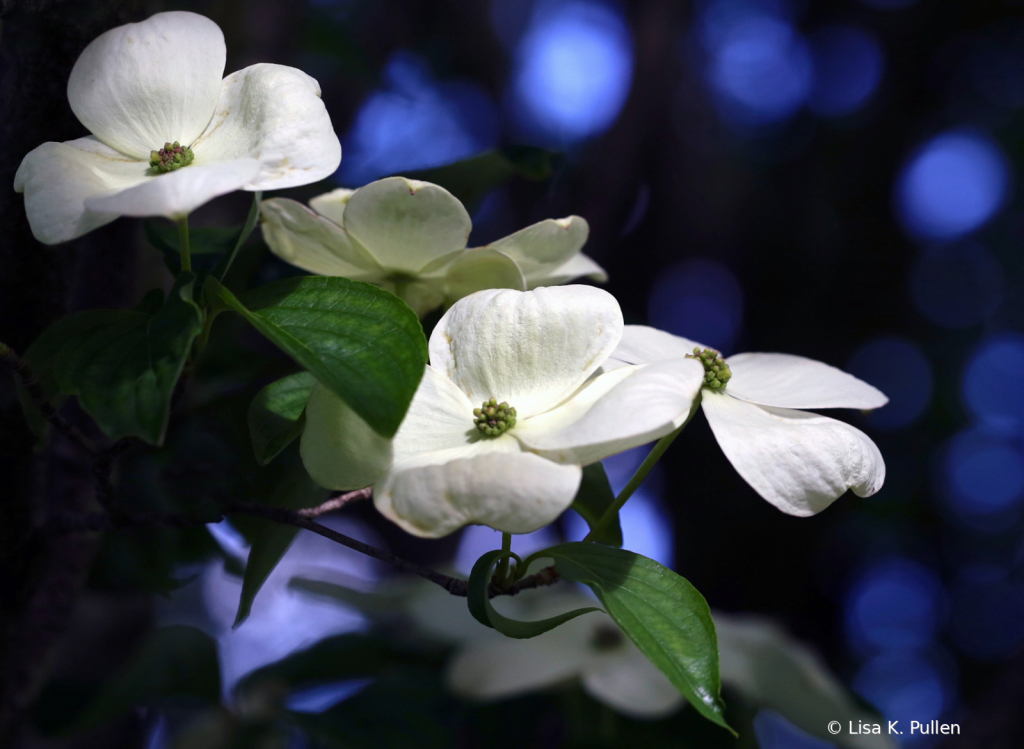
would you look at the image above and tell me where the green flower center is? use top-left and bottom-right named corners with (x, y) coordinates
top-left (149, 141), bottom-right (194, 173)
top-left (686, 346), bottom-right (732, 390)
top-left (590, 624), bottom-right (625, 652)
top-left (474, 398), bottom-right (517, 437)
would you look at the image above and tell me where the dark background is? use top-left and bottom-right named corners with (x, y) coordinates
top-left (2, 0), bottom-right (1024, 747)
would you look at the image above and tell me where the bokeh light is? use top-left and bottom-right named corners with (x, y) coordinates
top-left (847, 336), bottom-right (932, 431)
top-left (962, 333), bottom-right (1024, 436)
top-left (339, 52), bottom-right (499, 185)
top-left (895, 130), bottom-right (1011, 241)
top-left (808, 25), bottom-right (884, 117)
top-left (940, 429), bottom-right (1024, 529)
top-left (910, 242), bottom-right (1005, 329)
top-left (699, 1), bottom-right (813, 130)
top-left (853, 652), bottom-right (956, 741)
top-left (949, 565), bottom-right (1024, 661)
top-left (844, 558), bottom-right (944, 654)
top-left (648, 258), bottom-right (744, 353)
top-left (754, 710), bottom-right (835, 749)
top-left (508, 0), bottom-right (634, 144)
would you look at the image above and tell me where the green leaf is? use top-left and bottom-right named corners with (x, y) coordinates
top-left (213, 191), bottom-right (262, 282)
top-left (541, 542), bottom-right (732, 732)
top-left (207, 276), bottom-right (426, 438)
top-left (146, 220), bottom-right (238, 276)
top-left (69, 625), bottom-right (220, 733)
top-left (570, 463), bottom-right (622, 547)
top-left (402, 146), bottom-right (561, 211)
top-left (236, 632), bottom-right (423, 699)
top-left (467, 549), bottom-right (600, 639)
top-left (247, 371), bottom-right (316, 465)
top-left (234, 460), bottom-right (329, 627)
top-left (25, 274), bottom-right (202, 444)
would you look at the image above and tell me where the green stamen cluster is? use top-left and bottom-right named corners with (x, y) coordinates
top-left (687, 346), bottom-right (732, 390)
top-left (474, 398), bottom-right (517, 437)
top-left (590, 624), bottom-right (625, 652)
top-left (149, 141), bottom-right (194, 173)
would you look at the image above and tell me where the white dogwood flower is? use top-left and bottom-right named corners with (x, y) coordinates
top-left (14, 11), bottom-right (341, 244)
top-left (301, 287), bottom-right (703, 537)
top-left (259, 177), bottom-right (606, 315)
top-left (442, 591), bottom-right (894, 747)
top-left (611, 326), bottom-right (888, 516)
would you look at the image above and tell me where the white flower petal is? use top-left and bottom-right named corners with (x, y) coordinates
top-left (260, 198), bottom-right (383, 280)
top-left (84, 157), bottom-right (260, 218)
top-left (716, 613), bottom-right (896, 749)
top-left (376, 449), bottom-right (582, 537)
top-left (442, 248), bottom-right (527, 303)
top-left (429, 286), bottom-right (624, 418)
top-left (191, 63), bottom-right (341, 190)
top-left (67, 11), bottom-right (225, 160)
top-left (309, 187), bottom-right (355, 225)
top-left (701, 391), bottom-right (885, 516)
top-left (515, 359), bottom-right (704, 466)
top-left (726, 353), bottom-right (888, 410)
top-left (610, 325), bottom-right (706, 366)
top-left (390, 365), bottom-right (481, 464)
top-left (341, 177), bottom-right (471, 272)
top-left (529, 252), bottom-right (608, 288)
top-left (582, 648), bottom-right (683, 719)
top-left (447, 628), bottom-right (590, 702)
top-left (13, 137), bottom-right (146, 244)
top-left (485, 216), bottom-right (589, 279)
top-left (300, 382), bottom-right (393, 491)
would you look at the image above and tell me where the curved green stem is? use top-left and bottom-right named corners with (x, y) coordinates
top-left (583, 395), bottom-right (702, 543)
top-left (497, 532), bottom-right (513, 586)
top-left (177, 216), bottom-right (191, 273)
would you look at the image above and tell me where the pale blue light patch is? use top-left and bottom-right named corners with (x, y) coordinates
top-left (808, 25), bottom-right (884, 117)
top-left (895, 130), bottom-right (1011, 241)
top-left (853, 651), bottom-right (957, 743)
top-left (962, 333), bottom-right (1024, 436)
top-left (454, 524), bottom-right (559, 575)
top-left (939, 428), bottom-right (1024, 531)
top-left (754, 710), bottom-right (836, 749)
top-left (285, 678), bottom-right (374, 713)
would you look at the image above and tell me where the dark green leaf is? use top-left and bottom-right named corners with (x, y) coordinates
top-left (541, 542), bottom-right (731, 732)
top-left (207, 276), bottom-right (426, 438)
top-left (401, 146), bottom-right (561, 211)
top-left (247, 371), bottom-right (316, 465)
top-left (213, 191), bottom-right (262, 282)
top-left (468, 549), bottom-right (600, 639)
top-left (236, 633), bottom-right (424, 698)
top-left (25, 274), bottom-right (202, 444)
top-left (69, 625), bottom-right (220, 733)
top-left (234, 460), bottom-right (329, 627)
top-left (146, 220), bottom-right (239, 276)
top-left (570, 463), bottom-right (622, 547)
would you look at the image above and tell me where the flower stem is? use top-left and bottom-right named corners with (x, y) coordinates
top-left (497, 531), bottom-right (513, 585)
top-left (177, 216), bottom-right (192, 273)
top-left (583, 396), bottom-right (701, 543)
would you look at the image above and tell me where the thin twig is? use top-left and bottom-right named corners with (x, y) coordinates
top-left (0, 341), bottom-right (97, 454)
top-left (297, 487), bottom-right (372, 517)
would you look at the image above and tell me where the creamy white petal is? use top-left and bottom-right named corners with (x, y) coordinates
top-left (260, 198), bottom-right (383, 280)
top-left (376, 449), bottom-right (582, 537)
top-left (84, 157), bottom-right (260, 218)
top-left (528, 252), bottom-right (608, 289)
top-left (376, 279), bottom-right (447, 317)
top-left (429, 286), bottom-right (624, 418)
top-left (309, 187), bottom-right (355, 225)
top-left (341, 177), bottom-right (471, 272)
top-left (447, 629), bottom-right (590, 702)
top-left (13, 137), bottom-right (146, 244)
top-left (486, 216), bottom-right (589, 277)
top-left (442, 248), bottom-right (527, 303)
top-left (582, 648), bottom-right (683, 719)
top-left (514, 359), bottom-right (704, 466)
top-left (701, 392), bottom-right (885, 516)
top-left (716, 613), bottom-right (896, 749)
top-left (726, 353), bottom-right (888, 410)
top-left (390, 365), bottom-right (481, 464)
top-left (67, 11), bottom-right (225, 160)
top-left (300, 382), bottom-right (393, 491)
top-left (610, 325), bottom-right (706, 366)
top-left (191, 63), bottom-right (340, 190)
